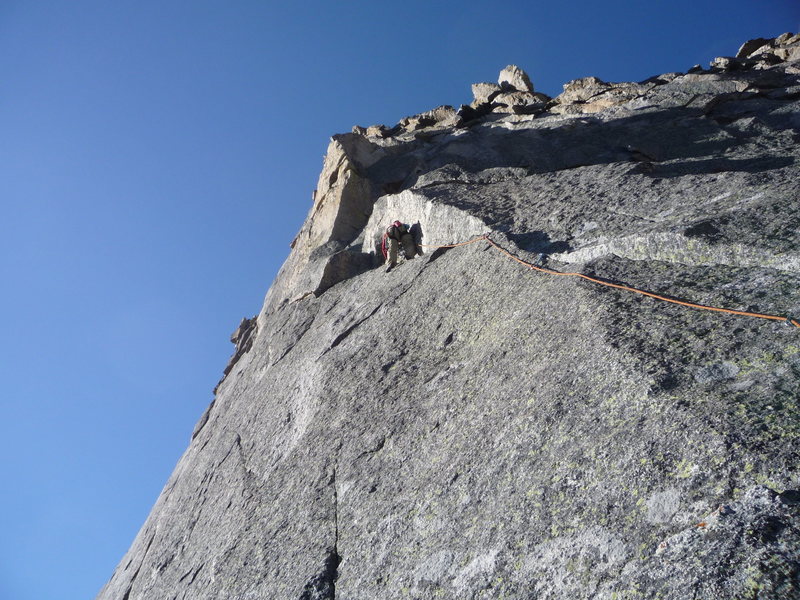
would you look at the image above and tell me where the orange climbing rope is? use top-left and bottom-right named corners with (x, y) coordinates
top-left (421, 234), bottom-right (800, 330)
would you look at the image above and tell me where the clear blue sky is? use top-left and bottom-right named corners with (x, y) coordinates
top-left (1, 2), bottom-right (797, 598)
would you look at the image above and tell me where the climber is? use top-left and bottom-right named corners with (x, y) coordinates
top-left (381, 220), bottom-right (420, 272)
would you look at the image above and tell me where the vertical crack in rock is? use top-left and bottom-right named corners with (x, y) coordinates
top-left (234, 433), bottom-right (255, 478)
top-left (121, 531), bottom-right (156, 600)
top-left (298, 468), bottom-right (341, 600)
top-left (332, 467), bottom-right (340, 596)
top-left (233, 433), bottom-right (260, 504)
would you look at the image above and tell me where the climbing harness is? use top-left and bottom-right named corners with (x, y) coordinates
top-left (383, 223), bottom-right (416, 260)
top-left (417, 234), bottom-right (800, 330)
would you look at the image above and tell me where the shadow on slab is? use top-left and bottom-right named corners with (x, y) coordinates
top-left (508, 231), bottom-right (572, 254)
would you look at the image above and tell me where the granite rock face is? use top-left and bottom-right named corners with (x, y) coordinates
top-left (98, 34), bottom-right (800, 599)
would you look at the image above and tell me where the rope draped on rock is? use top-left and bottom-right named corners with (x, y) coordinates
top-left (417, 234), bottom-right (800, 330)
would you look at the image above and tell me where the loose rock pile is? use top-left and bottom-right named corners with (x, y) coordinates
top-left (351, 32), bottom-right (800, 133)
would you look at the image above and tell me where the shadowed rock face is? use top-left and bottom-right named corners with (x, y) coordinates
top-left (98, 35), bottom-right (800, 600)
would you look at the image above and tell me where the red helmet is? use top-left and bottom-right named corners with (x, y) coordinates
top-left (392, 220), bottom-right (402, 228)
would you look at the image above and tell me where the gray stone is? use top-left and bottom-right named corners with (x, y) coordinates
top-left (365, 124), bottom-right (391, 138)
top-left (737, 33), bottom-right (800, 64)
top-left (313, 248), bottom-right (376, 295)
top-left (471, 82), bottom-right (502, 104)
top-left (736, 37), bottom-right (772, 58)
top-left (556, 75), bottom-right (609, 103)
top-left (219, 316), bottom-right (258, 381)
top-left (775, 46), bottom-right (800, 62)
top-left (98, 34), bottom-right (800, 600)
top-left (643, 487), bottom-right (799, 598)
top-left (747, 43), bottom-right (776, 58)
top-left (491, 90), bottom-right (538, 112)
top-left (399, 105), bottom-right (458, 132)
top-left (553, 81), bottom-right (652, 113)
top-left (646, 488), bottom-right (682, 524)
top-left (498, 64), bottom-right (534, 93)
top-left (711, 56), bottom-right (739, 70)
top-left (649, 72), bottom-right (683, 84)
top-left (783, 33), bottom-right (800, 46)
top-left (694, 361), bottom-right (740, 384)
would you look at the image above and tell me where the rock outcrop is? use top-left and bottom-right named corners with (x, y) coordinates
top-left (498, 64), bottom-right (535, 93)
top-left (98, 34), bottom-right (800, 600)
